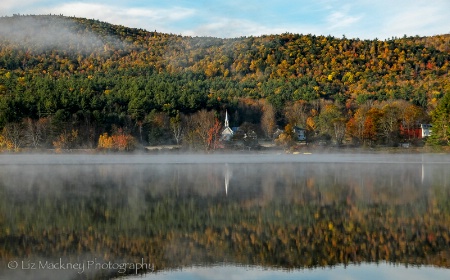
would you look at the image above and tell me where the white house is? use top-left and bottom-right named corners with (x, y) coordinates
top-left (421, 124), bottom-right (432, 138)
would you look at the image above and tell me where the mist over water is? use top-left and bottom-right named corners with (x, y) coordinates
top-left (1, 152), bottom-right (450, 165)
top-left (1, 153), bottom-right (450, 280)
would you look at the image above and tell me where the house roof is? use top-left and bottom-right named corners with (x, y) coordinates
top-left (222, 127), bottom-right (234, 135)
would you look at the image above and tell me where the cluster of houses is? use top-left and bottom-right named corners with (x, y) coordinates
top-left (219, 110), bottom-right (432, 148)
top-left (219, 111), bottom-right (258, 149)
top-left (219, 111), bottom-right (305, 149)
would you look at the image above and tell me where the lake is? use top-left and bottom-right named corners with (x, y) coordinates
top-left (0, 153), bottom-right (450, 280)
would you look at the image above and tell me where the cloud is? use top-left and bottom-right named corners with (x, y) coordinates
top-left (124, 7), bottom-right (194, 22)
top-left (0, 0), bottom-right (41, 14)
top-left (184, 16), bottom-right (321, 38)
top-left (326, 11), bottom-right (362, 29)
top-left (185, 18), bottom-right (286, 38)
top-left (319, 3), bottom-right (365, 37)
top-left (2, 0), bottom-right (449, 39)
top-left (316, 0), bottom-right (449, 39)
top-left (36, 2), bottom-right (196, 33)
top-left (382, 3), bottom-right (450, 37)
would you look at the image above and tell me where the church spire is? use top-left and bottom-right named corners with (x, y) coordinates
top-left (225, 110), bottom-right (229, 128)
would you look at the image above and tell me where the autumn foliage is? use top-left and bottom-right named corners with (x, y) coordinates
top-left (0, 15), bottom-right (449, 149)
top-left (98, 129), bottom-right (136, 151)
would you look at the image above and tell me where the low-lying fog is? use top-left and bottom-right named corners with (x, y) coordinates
top-left (1, 152), bottom-right (449, 165)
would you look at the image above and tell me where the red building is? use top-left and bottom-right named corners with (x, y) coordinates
top-left (400, 124), bottom-right (432, 139)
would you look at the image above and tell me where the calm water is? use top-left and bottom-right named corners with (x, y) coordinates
top-left (124, 263), bottom-right (450, 280)
top-left (0, 153), bottom-right (450, 280)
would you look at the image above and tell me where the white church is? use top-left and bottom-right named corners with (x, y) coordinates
top-left (221, 110), bottom-right (234, 141)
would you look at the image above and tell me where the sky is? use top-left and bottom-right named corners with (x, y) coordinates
top-left (1, 0), bottom-right (449, 39)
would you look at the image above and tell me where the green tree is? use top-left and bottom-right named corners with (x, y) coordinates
top-left (170, 112), bottom-right (183, 145)
top-left (318, 104), bottom-right (345, 144)
top-left (429, 92), bottom-right (450, 145)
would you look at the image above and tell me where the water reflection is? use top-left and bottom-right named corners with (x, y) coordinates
top-left (0, 154), bottom-right (450, 280)
top-left (224, 163), bottom-right (231, 196)
top-left (124, 263), bottom-right (450, 280)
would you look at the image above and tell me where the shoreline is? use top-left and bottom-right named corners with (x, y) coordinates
top-left (1, 144), bottom-right (449, 155)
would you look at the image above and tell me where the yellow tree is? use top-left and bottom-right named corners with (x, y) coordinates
top-left (0, 135), bottom-right (13, 151)
top-left (275, 124), bottom-right (296, 148)
top-left (395, 100), bottom-right (424, 140)
top-left (98, 133), bottom-right (114, 149)
top-left (346, 105), bottom-right (370, 145)
top-left (97, 129), bottom-right (136, 151)
top-left (2, 122), bottom-right (25, 151)
top-left (306, 117), bottom-right (316, 132)
top-left (261, 101), bottom-right (276, 139)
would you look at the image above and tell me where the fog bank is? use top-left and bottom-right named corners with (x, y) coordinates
top-left (1, 153), bottom-right (450, 165)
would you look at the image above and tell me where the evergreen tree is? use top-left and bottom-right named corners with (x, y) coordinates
top-left (429, 92), bottom-right (450, 145)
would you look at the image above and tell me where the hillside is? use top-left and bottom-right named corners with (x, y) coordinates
top-left (0, 15), bottom-right (450, 150)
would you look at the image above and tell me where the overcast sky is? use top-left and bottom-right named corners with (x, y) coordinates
top-left (1, 0), bottom-right (449, 39)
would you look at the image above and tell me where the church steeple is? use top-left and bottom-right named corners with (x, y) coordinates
top-left (225, 110), bottom-right (229, 128)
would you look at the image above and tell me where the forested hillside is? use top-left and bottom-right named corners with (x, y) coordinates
top-left (0, 15), bottom-right (449, 150)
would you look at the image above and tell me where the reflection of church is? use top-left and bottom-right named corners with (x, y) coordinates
top-left (224, 163), bottom-right (231, 196)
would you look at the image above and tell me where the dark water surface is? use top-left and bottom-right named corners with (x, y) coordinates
top-left (0, 153), bottom-right (449, 280)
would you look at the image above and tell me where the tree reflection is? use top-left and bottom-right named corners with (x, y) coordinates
top-left (0, 161), bottom-right (449, 279)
